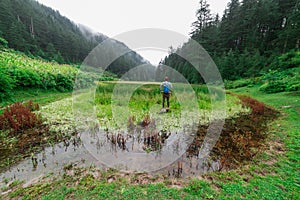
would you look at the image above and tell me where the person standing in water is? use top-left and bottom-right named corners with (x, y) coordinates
top-left (160, 76), bottom-right (173, 110)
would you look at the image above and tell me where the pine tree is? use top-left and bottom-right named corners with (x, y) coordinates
top-left (191, 0), bottom-right (212, 38)
top-left (219, 0), bottom-right (241, 51)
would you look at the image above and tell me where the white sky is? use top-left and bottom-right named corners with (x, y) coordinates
top-left (36, 0), bottom-right (229, 65)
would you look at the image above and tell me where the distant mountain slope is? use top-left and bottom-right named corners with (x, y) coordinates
top-left (0, 0), bottom-right (148, 76)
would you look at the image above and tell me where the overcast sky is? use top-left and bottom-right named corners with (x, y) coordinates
top-left (36, 0), bottom-right (229, 65)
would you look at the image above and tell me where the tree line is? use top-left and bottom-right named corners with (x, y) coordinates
top-left (160, 0), bottom-right (300, 83)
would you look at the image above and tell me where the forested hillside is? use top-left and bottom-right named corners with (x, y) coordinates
top-left (0, 0), bottom-right (148, 75)
top-left (161, 0), bottom-right (300, 83)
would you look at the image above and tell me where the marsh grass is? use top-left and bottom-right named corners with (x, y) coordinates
top-left (34, 82), bottom-right (249, 138)
top-left (94, 82), bottom-right (246, 129)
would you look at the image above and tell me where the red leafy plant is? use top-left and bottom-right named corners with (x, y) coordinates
top-left (0, 101), bottom-right (42, 135)
top-left (238, 95), bottom-right (266, 115)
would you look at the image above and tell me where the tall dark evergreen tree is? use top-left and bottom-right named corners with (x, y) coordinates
top-left (191, 0), bottom-right (212, 39)
top-left (277, 0), bottom-right (300, 52)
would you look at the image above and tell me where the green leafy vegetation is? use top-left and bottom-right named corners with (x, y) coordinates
top-left (0, 49), bottom-right (116, 101)
top-left (271, 50), bottom-right (300, 70)
top-left (259, 67), bottom-right (300, 93)
top-left (224, 64), bottom-right (300, 94)
top-left (0, 37), bottom-right (8, 48)
top-left (0, 89), bottom-right (72, 113)
top-left (225, 78), bottom-right (256, 89)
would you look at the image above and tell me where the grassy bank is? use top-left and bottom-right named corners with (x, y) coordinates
top-left (0, 89), bottom-right (71, 111)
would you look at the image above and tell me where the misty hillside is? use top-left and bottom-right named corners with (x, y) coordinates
top-left (0, 0), bottom-right (149, 75)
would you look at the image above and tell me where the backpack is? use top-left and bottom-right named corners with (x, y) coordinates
top-left (163, 84), bottom-right (169, 93)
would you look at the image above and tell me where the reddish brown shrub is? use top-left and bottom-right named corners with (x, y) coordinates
top-left (0, 101), bottom-right (42, 135)
top-left (238, 95), bottom-right (266, 115)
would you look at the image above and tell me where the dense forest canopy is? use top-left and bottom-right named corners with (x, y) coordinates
top-left (0, 0), bottom-right (148, 76)
top-left (160, 0), bottom-right (300, 83)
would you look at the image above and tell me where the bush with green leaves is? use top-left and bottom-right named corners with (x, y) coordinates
top-left (0, 37), bottom-right (8, 48)
top-left (0, 66), bottom-right (15, 101)
top-left (269, 50), bottom-right (300, 70)
top-left (259, 67), bottom-right (300, 93)
top-left (8, 66), bottom-right (42, 87)
top-left (0, 49), bottom-right (117, 100)
top-left (225, 78), bottom-right (256, 89)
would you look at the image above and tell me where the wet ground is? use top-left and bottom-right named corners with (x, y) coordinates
top-left (0, 95), bottom-right (278, 188)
